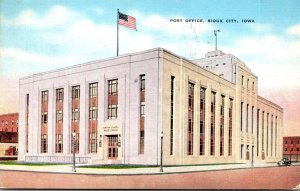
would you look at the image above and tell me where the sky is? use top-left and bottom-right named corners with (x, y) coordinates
top-left (0, 0), bottom-right (300, 135)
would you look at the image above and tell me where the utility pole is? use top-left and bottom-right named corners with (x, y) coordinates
top-left (214, 29), bottom-right (221, 51)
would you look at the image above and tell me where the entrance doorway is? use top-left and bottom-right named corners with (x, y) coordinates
top-left (107, 135), bottom-right (118, 159)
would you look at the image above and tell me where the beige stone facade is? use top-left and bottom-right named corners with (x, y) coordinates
top-left (18, 48), bottom-right (283, 165)
top-left (162, 49), bottom-right (283, 165)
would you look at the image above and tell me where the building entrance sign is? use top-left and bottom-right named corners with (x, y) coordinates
top-left (103, 126), bottom-right (119, 133)
top-left (99, 122), bottom-right (122, 136)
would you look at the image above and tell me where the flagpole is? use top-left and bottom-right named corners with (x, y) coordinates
top-left (117, 9), bottom-right (119, 56)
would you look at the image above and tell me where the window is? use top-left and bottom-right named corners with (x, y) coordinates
top-left (247, 79), bottom-right (249, 88)
top-left (220, 95), bottom-right (225, 156)
top-left (246, 104), bottom-right (249, 133)
top-left (41, 134), bottom-right (47, 153)
top-left (56, 110), bottom-right (63, 122)
top-left (241, 102), bottom-right (243, 131)
top-left (108, 79), bottom-right (118, 95)
top-left (241, 75), bottom-right (244, 86)
top-left (88, 82), bottom-right (98, 153)
top-left (71, 85), bottom-right (80, 154)
top-left (252, 82), bottom-right (255, 91)
top-left (266, 113), bottom-right (269, 156)
top-left (229, 98), bottom-right (233, 156)
top-left (41, 112), bottom-right (48, 124)
top-left (89, 107), bottom-right (98, 120)
top-left (55, 134), bottom-right (63, 153)
top-left (89, 132), bottom-right (97, 153)
top-left (257, 109), bottom-right (260, 156)
top-left (200, 87), bottom-right (206, 156)
top-left (139, 74), bottom-right (146, 155)
top-left (108, 79), bottom-right (118, 119)
top-left (241, 144), bottom-right (244, 160)
top-left (140, 102), bottom-right (145, 117)
top-left (275, 117), bottom-right (278, 154)
top-left (108, 105), bottom-right (118, 119)
top-left (187, 82), bottom-right (194, 155)
top-left (170, 76), bottom-right (175, 155)
top-left (271, 115), bottom-right (273, 156)
top-left (41, 91), bottom-right (48, 103)
top-left (140, 75), bottom-right (145, 91)
top-left (139, 131), bottom-right (144, 155)
top-left (210, 91), bottom-right (216, 156)
top-left (72, 86), bottom-right (80, 99)
top-left (89, 83), bottom-right (98, 98)
top-left (56, 88), bottom-right (64, 101)
top-left (26, 94), bottom-right (29, 153)
top-left (72, 109), bottom-right (80, 121)
top-left (262, 111), bottom-right (265, 153)
top-left (55, 89), bottom-right (64, 153)
top-left (251, 106), bottom-right (254, 133)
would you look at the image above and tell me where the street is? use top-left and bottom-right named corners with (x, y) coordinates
top-left (0, 165), bottom-right (299, 189)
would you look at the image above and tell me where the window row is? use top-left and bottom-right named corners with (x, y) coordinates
top-left (171, 78), bottom-right (234, 157)
top-left (241, 75), bottom-right (255, 91)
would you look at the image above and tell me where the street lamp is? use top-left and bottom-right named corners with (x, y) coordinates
top-left (160, 131), bottom-right (163, 172)
top-left (72, 131), bottom-right (76, 173)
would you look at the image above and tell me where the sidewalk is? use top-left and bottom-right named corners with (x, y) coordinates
top-left (1, 162), bottom-right (298, 175)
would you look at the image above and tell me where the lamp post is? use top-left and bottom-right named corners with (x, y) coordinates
top-left (72, 131), bottom-right (76, 173)
top-left (160, 131), bottom-right (163, 172)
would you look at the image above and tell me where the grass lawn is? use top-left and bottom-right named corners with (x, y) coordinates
top-left (78, 164), bottom-right (158, 169)
top-left (78, 163), bottom-right (245, 169)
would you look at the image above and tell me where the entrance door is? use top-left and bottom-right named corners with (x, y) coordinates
top-left (108, 135), bottom-right (118, 159)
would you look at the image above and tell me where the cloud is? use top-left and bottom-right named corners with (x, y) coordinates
top-left (1, 5), bottom-right (216, 73)
top-left (2, 5), bottom-right (80, 29)
top-left (93, 7), bottom-right (105, 15)
top-left (223, 34), bottom-right (300, 90)
top-left (287, 23), bottom-right (300, 36)
top-left (0, 47), bottom-right (77, 76)
top-left (2, 5), bottom-right (299, 92)
top-left (246, 23), bottom-right (273, 33)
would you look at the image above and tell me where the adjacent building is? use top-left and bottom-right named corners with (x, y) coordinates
top-left (283, 136), bottom-right (300, 162)
top-left (0, 113), bottom-right (18, 158)
top-left (18, 48), bottom-right (283, 165)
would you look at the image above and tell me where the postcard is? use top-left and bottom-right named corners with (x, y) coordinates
top-left (0, 0), bottom-right (299, 189)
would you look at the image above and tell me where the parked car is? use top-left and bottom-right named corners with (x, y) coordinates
top-left (277, 158), bottom-right (291, 166)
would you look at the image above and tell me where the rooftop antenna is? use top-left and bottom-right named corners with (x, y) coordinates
top-left (214, 29), bottom-right (221, 51)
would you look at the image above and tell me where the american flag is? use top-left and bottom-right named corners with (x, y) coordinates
top-left (118, 12), bottom-right (136, 30)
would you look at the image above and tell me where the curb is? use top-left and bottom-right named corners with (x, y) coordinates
top-left (0, 164), bottom-right (298, 176)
